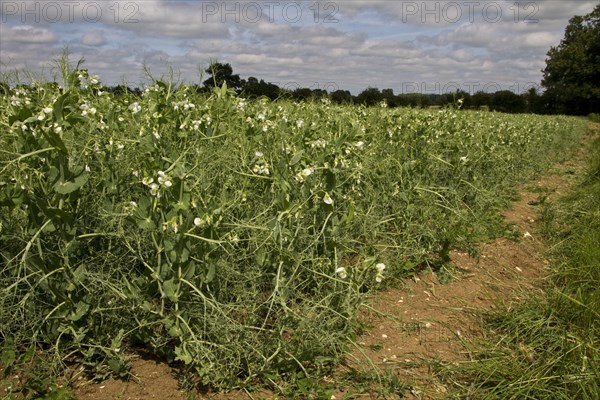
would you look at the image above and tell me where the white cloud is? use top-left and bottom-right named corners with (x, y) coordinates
top-left (105, 1), bottom-right (230, 38)
top-left (81, 30), bottom-right (106, 46)
top-left (521, 31), bottom-right (560, 48)
top-left (0, 25), bottom-right (58, 43)
top-left (0, 0), bottom-right (597, 94)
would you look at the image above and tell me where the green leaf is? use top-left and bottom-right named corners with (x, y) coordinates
top-left (53, 171), bottom-right (88, 194)
top-left (183, 261), bottom-right (196, 280)
top-left (53, 92), bottom-right (70, 123)
top-left (205, 263), bottom-right (216, 283)
top-left (162, 278), bottom-right (180, 302)
top-left (107, 356), bottom-right (130, 378)
top-left (72, 264), bottom-right (86, 285)
top-left (168, 325), bottom-right (182, 337)
top-left (9, 107), bottom-right (33, 126)
top-left (1, 340), bottom-right (16, 375)
top-left (174, 345), bottom-right (193, 364)
top-left (43, 129), bottom-right (69, 155)
top-left (179, 246), bottom-right (190, 263)
top-left (168, 249), bottom-right (178, 263)
top-left (325, 169), bottom-right (336, 192)
top-left (69, 301), bottom-right (90, 321)
top-left (342, 202), bottom-right (355, 225)
top-left (111, 329), bottom-right (126, 351)
top-left (290, 150), bottom-right (304, 165)
top-left (44, 207), bottom-right (74, 228)
top-left (136, 217), bottom-right (155, 231)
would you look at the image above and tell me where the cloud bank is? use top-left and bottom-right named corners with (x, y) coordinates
top-left (1, 0), bottom-right (598, 93)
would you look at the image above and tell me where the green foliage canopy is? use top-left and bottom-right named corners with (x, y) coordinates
top-left (542, 5), bottom-right (600, 114)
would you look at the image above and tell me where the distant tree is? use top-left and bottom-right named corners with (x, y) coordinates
top-left (472, 91), bottom-right (493, 110)
top-left (356, 87), bottom-right (382, 106)
top-left (203, 62), bottom-right (243, 92)
top-left (381, 88), bottom-right (398, 107)
top-left (330, 89), bottom-right (353, 104)
top-left (396, 94), bottom-right (411, 107)
top-left (311, 88), bottom-right (328, 98)
top-left (397, 93), bottom-right (424, 107)
top-left (490, 90), bottom-right (527, 113)
top-left (291, 87), bottom-right (314, 101)
top-left (242, 77), bottom-right (281, 100)
top-left (420, 94), bottom-right (432, 107)
top-left (542, 4), bottom-right (600, 114)
top-left (456, 90), bottom-right (472, 108)
top-left (289, 87), bottom-right (327, 101)
top-left (522, 87), bottom-right (543, 113)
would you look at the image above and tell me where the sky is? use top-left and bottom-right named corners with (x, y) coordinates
top-left (1, 0), bottom-right (598, 94)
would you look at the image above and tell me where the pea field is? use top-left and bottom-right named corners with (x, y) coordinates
top-left (0, 65), bottom-right (589, 390)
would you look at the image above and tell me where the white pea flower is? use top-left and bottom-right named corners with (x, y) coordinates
top-left (460, 156), bottom-right (468, 163)
top-left (375, 262), bottom-right (386, 282)
top-left (355, 141), bottom-right (365, 150)
top-left (323, 192), bottom-right (333, 205)
top-left (128, 102), bottom-right (141, 114)
top-left (149, 183), bottom-right (160, 196)
top-left (163, 219), bottom-right (178, 233)
top-left (302, 167), bottom-right (314, 178)
top-left (296, 167), bottom-right (315, 183)
top-left (237, 98), bottom-right (246, 110)
top-left (194, 217), bottom-right (202, 227)
top-left (335, 266), bottom-right (347, 279)
top-left (157, 171), bottom-right (172, 187)
top-left (252, 164), bottom-right (270, 175)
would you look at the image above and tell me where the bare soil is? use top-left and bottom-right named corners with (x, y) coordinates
top-left (69, 127), bottom-right (596, 400)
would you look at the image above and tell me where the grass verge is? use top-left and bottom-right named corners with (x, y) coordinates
top-left (441, 132), bottom-right (600, 399)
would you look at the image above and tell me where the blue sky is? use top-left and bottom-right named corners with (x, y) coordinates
top-left (1, 1), bottom-right (598, 93)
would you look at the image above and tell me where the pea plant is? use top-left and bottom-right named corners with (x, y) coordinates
top-left (0, 59), bottom-right (588, 389)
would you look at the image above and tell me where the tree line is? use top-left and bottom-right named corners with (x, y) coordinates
top-left (85, 60), bottom-right (586, 115)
